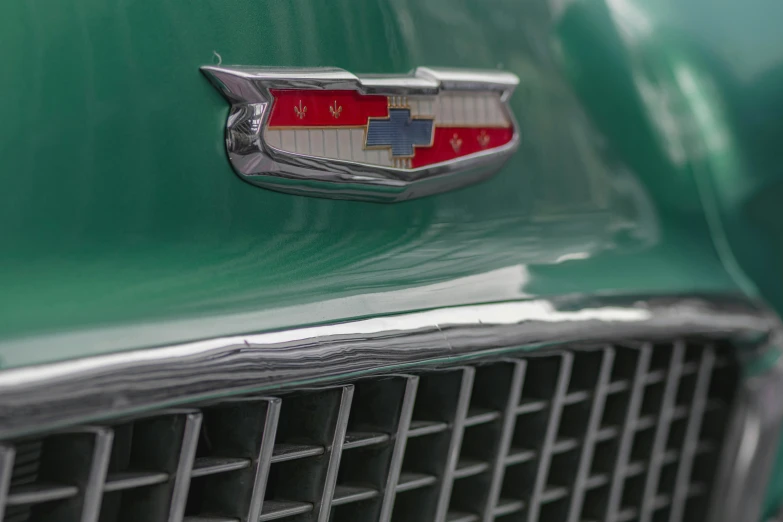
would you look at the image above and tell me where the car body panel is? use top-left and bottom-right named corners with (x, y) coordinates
top-left (2, 0), bottom-right (783, 517)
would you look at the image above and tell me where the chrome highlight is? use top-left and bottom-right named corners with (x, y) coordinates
top-left (200, 66), bottom-right (520, 202)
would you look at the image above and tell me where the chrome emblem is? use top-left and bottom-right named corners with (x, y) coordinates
top-left (201, 66), bottom-right (520, 202)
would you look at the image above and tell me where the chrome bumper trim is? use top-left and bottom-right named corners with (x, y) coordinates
top-left (0, 294), bottom-right (774, 437)
top-left (0, 294), bottom-right (779, 522)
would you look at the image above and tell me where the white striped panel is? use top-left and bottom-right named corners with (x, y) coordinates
top-left (266, 127), bottom-right (396, 167)
top-left (265, 130), bottom-right (282, 149)
top-left (404, 92), bottom-right (509, 127)
top-left (310, 130), bottom-right (325, 157)
top-left (337, 130), bottom-right (352, 160)
top-left (280, 130), bottom-right (296, 152)
top-left (464, 96), bottom-right (476, 124)
top-left (476, 96), bottom-right (487, 125)
top-left (453, 94), bottom-right (466, 124)
top-left (449, 93), bottom-right (509, 127)
top-left (350, 129), bottom-right (365, 163)
top-left (295, 130), bottom-right (310, 155)
top-left (440, 95), bottom-right (454, 125)
top-left (324, 129), bottom-right (339, 158)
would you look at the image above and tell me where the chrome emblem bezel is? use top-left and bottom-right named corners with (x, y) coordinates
top-left (201, 66), bottom-right (520, 202)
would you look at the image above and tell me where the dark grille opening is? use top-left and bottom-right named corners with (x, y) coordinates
top-left (0, 340), bottom-right (740, 522)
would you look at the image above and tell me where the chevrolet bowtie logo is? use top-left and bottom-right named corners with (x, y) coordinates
top-left (365, 109), bottom-right (434, 158)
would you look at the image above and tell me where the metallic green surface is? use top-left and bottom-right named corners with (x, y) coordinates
top-left (0, 0), bottom-right (737, 363)
top-left (2, 0), bottom-right (783, 516)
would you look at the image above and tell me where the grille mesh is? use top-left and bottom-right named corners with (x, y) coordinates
top-left (0, 341), bottom-right (738, 522)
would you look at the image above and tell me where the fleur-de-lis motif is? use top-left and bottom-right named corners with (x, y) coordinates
top-left (294, 100), bottom-right (307, 119)
top-left (329, 100), bottom-right (342, 119)
top-left (477, 130), bottom-right (490, 148)
top-left (450, 133), bottom-right (463, 153)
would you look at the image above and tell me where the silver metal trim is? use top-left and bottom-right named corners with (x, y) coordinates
top-left (639, 341), bottom-right (685, 522)
top-left (607, 344), bottom-right (653, 522)
top-left (483, 359), bottom-right (527, 522)
top-left (434, 367), bottom-right (475, 522)
top-left (169, 412), bottom-right (203, 522)
top-left (80, 427), bottom-right (113, 522)
top-left (379, 375), bottom-right (419, 522)
top-left (0, 294), bottom-right (779, 522)
top-left (668, 345), bottom-right (716, 522)
top-left (0, 295), bottom-right (773, 440)
top-left (567, 347), bottom-right (615, 522)
top-left (317, 385), bottom-right (354, 522)
top-left (247, 398), bottom-right (281, 522)
top-left (200, 66), bottom-right (520, 202)
top-left (0, 447), bottom-right (14, 522)
top-left (527, 352), bottom-right (573, 522)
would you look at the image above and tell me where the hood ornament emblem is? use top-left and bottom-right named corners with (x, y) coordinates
top-left (201, 66), bottom-right (520, 202)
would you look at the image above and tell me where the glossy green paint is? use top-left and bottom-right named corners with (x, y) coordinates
top-left (2, 0), bottom-right (783, 516)
top-left (0, 0), bottom-right (736, 362)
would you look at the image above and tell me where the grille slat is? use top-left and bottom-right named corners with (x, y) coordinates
top-left (103, 471), bottom-right (170, 492)
top-left (378, 375), bottom-right (419, 522)
top-left (168, 411), bottom-right (202, 522)
top-left (331, 484), bottom-right (380, 506)
top-left (667, 346), bottom-right (715, 522)
top-left (527, 352), bottom-right (574, 522)
top-left (606, 344), bottom-right (654, 522)
top-left (270, 443), bottom-right (325, 463)
top-left (434, 368), bottom-right (475, 522)
top-left (182, 516), bottom-right (236, 522)
top-left (258, 499), bottom-right (313, 520)
top-left (81, 427), bottom-right (113, 522)
top-left (407, 421), bottom-right (449, 438)
top-left (453, 459), bottom-right (490, 479)
top-left (464, 409), bottom-right (502, 427)
top-left (505, 448), bottom-right (537, 466)
top-left (316, 385), bottom-right (354, 522)
top-left (0, 446), bottom-right (14, 521)
top-left (190, 457), bottom-right (251, 478)
top-left (565, 347), bottom-right (615, 522)
top-left (243, 397), bottom-right (281, 522)
top-left (343, 432), bottom-right (390, 450)
top-left (483, 360), bottom-right (528, 520)
top-left (638, 343), bottom-right (686, 522)
top-left (445, 511), bottom-right (479, 522)
top-left (394, 472), bottom-right (437, 492)
top-left (6, 483), bottom-right (79, 505)
top-left (494, 498), bottom-right (525, 516)
top-left (0, 341), bottom-right (739, 522)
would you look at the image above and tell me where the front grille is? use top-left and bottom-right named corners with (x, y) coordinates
top-left (0, 340), bottom-right (738, 522)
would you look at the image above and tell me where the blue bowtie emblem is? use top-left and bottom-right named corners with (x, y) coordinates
top-left (366, 109), bottom-right (434, 157)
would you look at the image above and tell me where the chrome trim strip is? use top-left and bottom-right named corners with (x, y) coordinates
top-left (0, 295), bottom-right (774, 440)
top-left (200, 66), bottom-right (520, 202)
